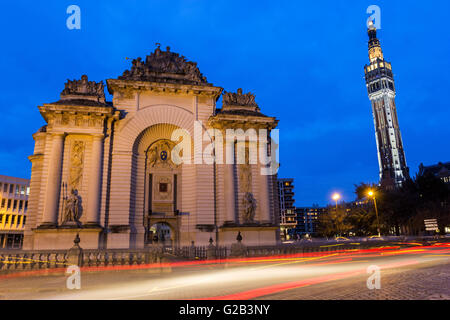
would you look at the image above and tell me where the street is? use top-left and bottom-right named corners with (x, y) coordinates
top-left (1, 243), bottom-right (449, 300)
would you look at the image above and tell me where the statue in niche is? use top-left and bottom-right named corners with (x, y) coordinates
top-left (242, 192), bottom-right (257, 223)
top-left (62, 183), bottom-right (82, 227)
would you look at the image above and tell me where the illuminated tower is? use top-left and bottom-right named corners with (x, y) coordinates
top-left (364, 21), bottom-right (409, 188)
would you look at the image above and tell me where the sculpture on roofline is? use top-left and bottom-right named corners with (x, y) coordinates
top-left (61, 75), bottom-right (105, 101)
top-left (222, 88), bottom-right (258, 107)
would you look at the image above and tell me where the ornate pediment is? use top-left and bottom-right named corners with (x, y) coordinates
top-left (61, 75), bottom-right (105, 103)
top-left (118, 44), bottom-right (210, 86)
top-left (222, 88), bottom-right (259, 111)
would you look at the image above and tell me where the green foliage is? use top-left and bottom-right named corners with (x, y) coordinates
top-left (317, 205), bottom-right (351, 238)
top-left (318, 175), bottom-right (449, 237)
top-left (347, 175), bottom-right (450, 236)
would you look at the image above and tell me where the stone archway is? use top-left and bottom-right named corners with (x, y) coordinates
top-left (106, 104), bottom-right (215, 248)
top-left (146, 220), bottom-right (179, 247)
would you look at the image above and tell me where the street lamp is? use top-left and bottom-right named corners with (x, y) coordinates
top-left (332, 193), bottom-right (341, 210)
top-left (368, 189), bottom-right (381, 237)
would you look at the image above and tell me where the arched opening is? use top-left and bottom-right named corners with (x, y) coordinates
top-left (136, 130), bottom-right (187, 248)
top-left (148, 222), bottom-right (173, 246)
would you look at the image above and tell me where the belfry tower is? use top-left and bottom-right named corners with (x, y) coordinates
top-left (364, 21), bottom-right (409, 188)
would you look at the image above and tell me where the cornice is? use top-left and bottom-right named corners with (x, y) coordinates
top-left (107, 79), bottom-right (223, 100)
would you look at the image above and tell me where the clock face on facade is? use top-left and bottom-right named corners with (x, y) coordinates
top-left (160, 150), bottom-right (168, 161)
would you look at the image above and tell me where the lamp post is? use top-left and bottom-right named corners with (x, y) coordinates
top-left (368, 190), bottom-right (381, 237)
top-left (332, 193), bottom-right (341, 210)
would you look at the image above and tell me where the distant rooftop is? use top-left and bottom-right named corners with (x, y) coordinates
top-left (0, 174), bottom-right (30, 185)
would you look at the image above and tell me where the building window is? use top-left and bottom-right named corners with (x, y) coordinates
top-left (9, 184), bottom-right (14, 194)
top-left (7, 199), bottom-right (11, 210)
top-left (1, 199), bottom-right (5, 208)
top-left (26, 187), bottom-right (30, 195)
top-left (20, 186), bottom-right (25, 195)
top-left (3, 183), bottom-right (8, 193)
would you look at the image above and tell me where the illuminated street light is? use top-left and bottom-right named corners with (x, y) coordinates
top-left (332, 193), bottom-right (341, 209)
top-left (368, 189), bottom-right (381, 237)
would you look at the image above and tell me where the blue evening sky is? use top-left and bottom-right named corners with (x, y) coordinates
top-left (0, 1), bottom-right (449, 206)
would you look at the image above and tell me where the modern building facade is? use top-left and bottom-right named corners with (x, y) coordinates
top-left (0, 175), bottom-right (30, 249)
top-left (418, 162), bottom-right (450, 185)
top-left (277, 178), bottom-right (296, 241)
top-left (24, 46), bottom-right (280, 250)
top-left (364, 21), bottom-right (409, 188)
top-left (294, 206), bottom-right (327, 237)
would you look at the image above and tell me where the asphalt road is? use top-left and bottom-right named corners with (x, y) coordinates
top-left (1, 243), bottom-right (449, 300)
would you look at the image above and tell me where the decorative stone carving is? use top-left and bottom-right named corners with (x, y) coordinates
top-left (61, 75), bottom-right (105, 102)
top-left (242, 192), bottom-right (257, 223)
top-left (223, 88), bottom-right (259, 108)
top-left (69, 141), bottom-right (85, 190)
top-left (239, 147), bottom-right (252, 193)
top-left (119, 44), bottom-right (209, 85)
top-left (62, 184), bottom-right (82, 227)
top-left (154, 176), bottom-right (172, 201)
top-left (147, 139), bottom-right (177, 168)
top-left (239, 164), bottom-right (252, 193)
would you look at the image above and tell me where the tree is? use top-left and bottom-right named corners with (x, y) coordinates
top-left (317, 205), bottom-right (351, 238)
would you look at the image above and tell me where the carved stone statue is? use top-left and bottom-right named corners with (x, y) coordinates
top-left (223, 88), bottom-right (259, 108)
top-left (119, 44), bottom-right (208, 85)
top-left (242, 192), bottom-right (257, 223)
top-left (62, 186), bottom-right (82, 227)
top-left (60, 75), bottom-right (105, 102)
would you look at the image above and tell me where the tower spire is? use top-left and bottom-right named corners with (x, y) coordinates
top-left (364, 25), bottom-right (409, 188)
top-left (367, 20), bottom-right (383, 62)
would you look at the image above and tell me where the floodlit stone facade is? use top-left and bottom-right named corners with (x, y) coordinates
top-left (24, 46), bottom-right (280, 249)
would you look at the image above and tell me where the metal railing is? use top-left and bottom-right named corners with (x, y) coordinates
top-left (0, 239), bottom-right (431, 273)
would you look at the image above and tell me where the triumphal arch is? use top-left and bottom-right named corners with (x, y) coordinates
top-left (24, 46), bottom-right (280, 249)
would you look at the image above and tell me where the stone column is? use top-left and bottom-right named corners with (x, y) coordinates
top-left (86, 134), bottom-right (104, 226)
top-left (41, 133), bottom-right (65, 227)
top-left (259, 167), bottom-right (271, 224)
top-left (224, 163), bottom-right (236, 223)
